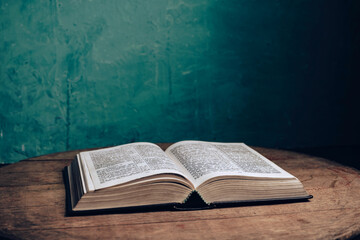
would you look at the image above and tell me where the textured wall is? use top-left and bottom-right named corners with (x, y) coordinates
top-left (1, 0), bottom-right (359, 163)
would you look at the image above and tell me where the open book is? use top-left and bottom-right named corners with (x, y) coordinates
top-left (64, 141), bottom-right (311, 213)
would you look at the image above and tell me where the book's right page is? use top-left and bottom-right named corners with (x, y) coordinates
top-left (165, 141), bottom-right (296, 189)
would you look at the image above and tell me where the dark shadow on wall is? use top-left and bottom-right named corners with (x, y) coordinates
top-left (290, 145), bottom-right (360, 170)
top-left (208, 0), bottom-right (360, 149)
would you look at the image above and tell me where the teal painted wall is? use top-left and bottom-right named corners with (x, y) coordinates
top-left (1, 0), bottom-right (359, 163)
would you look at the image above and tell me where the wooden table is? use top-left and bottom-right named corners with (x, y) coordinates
top-left (1, 144), bottom-right (360, 239)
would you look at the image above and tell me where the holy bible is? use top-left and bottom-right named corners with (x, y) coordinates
top-left (64, 141), bottom-right (311, 213)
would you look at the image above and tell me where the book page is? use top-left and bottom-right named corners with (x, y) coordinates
top-left (166, 141), bottom-right (295, 188)
top-left (81, 142), bottom-right (190, 190)
top-left (77, 154), bottom-right (95, 192)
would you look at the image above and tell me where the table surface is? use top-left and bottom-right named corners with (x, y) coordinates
top-left (1, 143), bottom-right (360, 240)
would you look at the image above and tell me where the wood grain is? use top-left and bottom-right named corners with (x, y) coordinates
top-left (1, 144), bottom-right (360, 240)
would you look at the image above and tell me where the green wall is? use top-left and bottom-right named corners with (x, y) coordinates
top-left (1, 0), bottom-right (359, 163)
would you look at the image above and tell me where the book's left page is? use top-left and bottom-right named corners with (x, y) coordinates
top-left (80, 142), bottom-right (191, 190)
